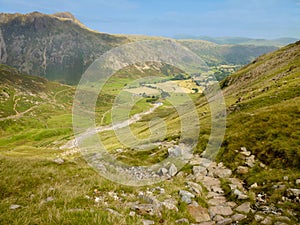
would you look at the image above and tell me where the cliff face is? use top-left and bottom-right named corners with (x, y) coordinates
top-left (0, 12), bottom-right (129, 84)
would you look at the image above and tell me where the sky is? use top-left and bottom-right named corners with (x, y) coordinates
top-left (0, 0), bottom-right (299, 39)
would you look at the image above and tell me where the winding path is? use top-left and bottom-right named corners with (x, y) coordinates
top-left (60, 102), bottom-right (163, 149)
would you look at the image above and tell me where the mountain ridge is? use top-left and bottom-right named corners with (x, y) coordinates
top-left (0, 12), bottom-right (278, 84)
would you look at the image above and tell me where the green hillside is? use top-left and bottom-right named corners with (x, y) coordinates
top-left (0, 40), bottom-right (299, 224)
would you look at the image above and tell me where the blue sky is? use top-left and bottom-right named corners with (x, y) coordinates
top-left (0, 0), bottom-right (299, 38)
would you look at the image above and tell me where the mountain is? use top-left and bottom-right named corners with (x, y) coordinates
top-left (0, 12), bottom-right (278, 84)
top-left (178, 39), bottom-right (277, 66)
top-left (174, 35), bottom-right (299, 46)
top-left (0, 12), bottom-right (129, 84)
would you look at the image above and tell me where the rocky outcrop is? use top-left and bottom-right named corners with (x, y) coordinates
top-left (0, 28), bottom-right (7, 63)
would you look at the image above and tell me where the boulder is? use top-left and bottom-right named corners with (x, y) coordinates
top-left (286, 188), bottom-right (300, 198)
top-left (132, 204), bottom-right (159, 216)
top-left (213, 168), bottom-right (232, 178)
top-left (261, 216), bottom-right (272, 225)
top-left (169, 164), bottom-right (178, 177)
top-left (209, 205), bottom-right (233, 216)
top-left (168, 146), bottom-right (182, 157)
top-left (208, 196), bottom-right (227, 205)
top-left (162, 199), bottom-right (178, 211)
top-left (233, 189), bottom-right (248, 200)
top-left (250, 183), bottom-right (258, 189)
top-left (235, 202), bottom-right (251, 214)
top-left (231, 213), bottom-right (246, 221)
top-left (217, 218), bottom-right (232, 225)
top-left (158, 167), bottom-right (168, 176)
top-left (188, 205), bottom-right (211, 223)
top-left (193, 166), bottom-right (208, 176)
top-left (179, 190), bottom-right (195, 204)
top-left (245, 155), bottom-right (255, 167)
top-left (254, 214), bottom-right (265, 221)
top-left (186, 181), bottom-right (203, 195)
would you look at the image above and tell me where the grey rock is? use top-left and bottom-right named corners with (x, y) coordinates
top-left (179, 190), bottom-right (195, 199)
top-left (286, 188), bottom-right (300, 198)
top-left (240, 151), bottom-right (251, 157)
top-left (186, 181), bottom-right (203, 195)
top-left (254, 214), bottom-right (265, 221)
top-left (190, 201), bottom-right (199, 206)
top-left (155, 187), bottom-right (165, 194)
top-left (169, 164), bottom-right (178, 177)
top-left (250, 182), bottom-right (258, 189)
top-left (216, 218), bottom-right (232, 225)
top-left (46, 196), bottom-right (54, 202)
top-left (175, 218), bottom-right (189, 224)
top-left (158, 167), bottom-right (168, 176)
top-left (213, 215), bottom-right (224, 222)
top-left (283, 176), bottom-right (289, 181)
top-left (233, 189), bottom-right (248, 200)
top-left (106, 208), bottom-right (122, 216)
top-left (245, 155), bottom-right (255, 167)
top-left (211, 186), bottom-right (224, 194)
top-left (129, 211), bottom-right (135, 216)
top-left (235, 202), bottom-right (251, 214)
top-left (162, 199), bottom-right (178, 211)
top-left (193, 166), bottom-right (208, 176)
top-left (9, 204), bottom-right (21, 210)
top-left (168, 146), bottom-right (182, 157)
top-left (231, 213), bottom-right (246, 221)
top-left (213, 168), bottom-right (232, 178)
top-left (296, 179), bottom-right (300, 185)
top-left (142, 219), bottom-right (155, 225)
top-left (277, 216), bottom-right (291, 222)
top-left (53, 158), bottom-right (64, 164)
top-left (40, 196), bottom-right (54, 204)
top-left (209, 205), bottom-right (233, 216)
top-left (226, 201), bottom-right (237, 208)
top-left (274, 222), bottom-right (288, 225)
top-left (188, 205), bottom-right (211, 223)
top-left (181, 195), bottom-right (192, 204)
top-left (132, 204), bottom-right (159, 216)
top-left (199, 176), bottom-right (221, 191)
top-left (208, 196), bottom-right (227, 205)
top-left (228, 178), bottom-right (245, 190)
top-left (240, 147), bottom-right (248, 152)
top-left (197, 222), bottom-right (215, 225)
top-left (261, 216), bottom-right (272, 225)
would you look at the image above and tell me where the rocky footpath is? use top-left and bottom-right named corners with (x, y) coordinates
top-left (56, 145), bottom-right (300, 224)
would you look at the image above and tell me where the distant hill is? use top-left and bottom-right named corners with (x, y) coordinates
top-left (178, 39), bottom-right (277, 66)
top-left (0, 12), bottom-right (279, 84)
top-left (174, 35), bottom-right (298, 46)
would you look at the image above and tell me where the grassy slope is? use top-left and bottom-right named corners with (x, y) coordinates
top-left (0, 64), bottom-right (204, 224)
top-left (0, 40), bottom-right (299, 224)
top-left (215, 41), bottom-right (300, 216)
